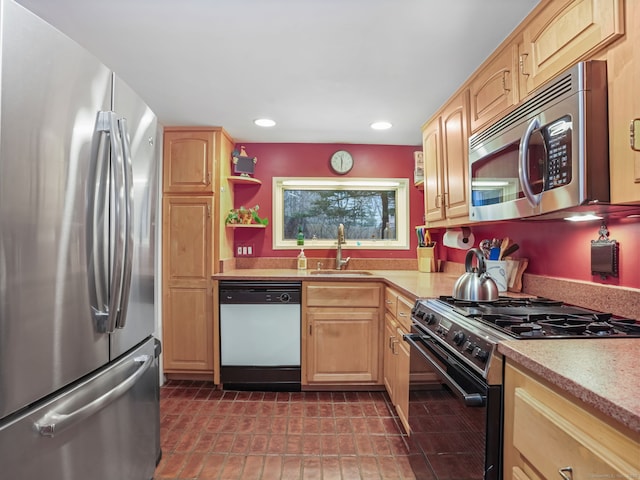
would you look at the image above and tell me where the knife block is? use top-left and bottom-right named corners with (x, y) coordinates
top-left (417, 245), bottom-right (436, 273)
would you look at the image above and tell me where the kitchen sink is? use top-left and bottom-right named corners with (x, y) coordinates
top-left (309, 270), bottom-right (373, 276)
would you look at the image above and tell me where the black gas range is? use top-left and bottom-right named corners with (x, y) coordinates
top-left (410, 296), bottom-right (639, 379)
top-left (404, 296), bottom-right (639, 480)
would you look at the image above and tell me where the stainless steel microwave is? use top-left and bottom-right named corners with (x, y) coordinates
top-left (468, 61), bottom-right (609, 221)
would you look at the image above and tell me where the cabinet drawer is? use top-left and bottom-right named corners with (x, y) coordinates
top-left (384, 288), bottom-right (398, 316)
top-left (305, 282), bottom-right (381, 307)
top-left (396, 296), bottom-right (413, 331)
top-left (511, 378), bottom-right (639, 478)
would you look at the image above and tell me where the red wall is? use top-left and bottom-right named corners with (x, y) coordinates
top-left (231, 143), bottom-right (424, 259)
top-left (232, 143), bottom-right (640, 289)
top-left (441, 218), bottom-right (640, 289)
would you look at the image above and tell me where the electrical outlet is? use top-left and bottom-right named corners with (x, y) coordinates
top-left (247, 245), bottom-right (253, 256)
top-left (242, 246), bottom-right (248, 255)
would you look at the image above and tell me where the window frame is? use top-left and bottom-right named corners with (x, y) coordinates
top-left (272, 177), bottom-right (410, 250)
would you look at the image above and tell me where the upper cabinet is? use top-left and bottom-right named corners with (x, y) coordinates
top-left (469, 43), bottom-right (520, 133)
top-left (163, 129), bottom-right (217, 194)
top-left (422, 90), bottom-right (470, 226)
top-left (517, 0), bottom-right (624, 98)
top-left (604, 0), bottom-right (640, 203)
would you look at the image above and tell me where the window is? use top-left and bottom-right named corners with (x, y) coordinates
top-left (273, 177), bottom-right (409, 250)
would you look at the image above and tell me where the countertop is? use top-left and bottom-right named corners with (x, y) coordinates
top-left (498, 339), bottom-right (640, 433)
top-left (214, 268), bottom-right (639, 434)
top-left (214, 268), bottom-right (462, 300)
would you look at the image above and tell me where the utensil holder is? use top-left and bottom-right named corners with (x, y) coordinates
top-left (417, 244), bottom-right (436, 272)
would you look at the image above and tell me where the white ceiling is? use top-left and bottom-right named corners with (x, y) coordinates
top-left (17, 0), bottom-right (538, 146)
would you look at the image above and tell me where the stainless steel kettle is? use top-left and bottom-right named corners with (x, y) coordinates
top-left (452, 248), bottom-right (499, 302)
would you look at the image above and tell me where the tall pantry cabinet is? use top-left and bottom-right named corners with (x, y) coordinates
top-left (162, 127), bottom-right (234, 379)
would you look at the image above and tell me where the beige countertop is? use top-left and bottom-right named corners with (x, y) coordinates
top-left (498, 339), bottom-right (640, 433)
top-left (214, 268), bottom-right (639, 434)
top-left (214, 268), bottom-right (462, 300)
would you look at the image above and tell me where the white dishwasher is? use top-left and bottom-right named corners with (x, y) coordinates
top-left (219, 281), bottom-right (301, 390)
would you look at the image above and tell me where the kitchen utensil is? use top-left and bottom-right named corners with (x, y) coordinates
top-left (479, 239), bottom-right (491, 259)
top-left (500, 243), bottom-right (520, 259)
top-left (489, 247), bottom-right (501, 260)
top-left (499, 237), bottom-right (510, 259)
top-left (452, 248), bottom-right (499, 302)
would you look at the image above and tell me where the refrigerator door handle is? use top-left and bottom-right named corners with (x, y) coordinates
top-left (97, 111), bottom-right (127, 334)
top-left (87, 112), bottom-right (111, 332)
top-left (33, 354), bottom-right (153, 437)
top-left (115, 117), bottom-right (134, 329)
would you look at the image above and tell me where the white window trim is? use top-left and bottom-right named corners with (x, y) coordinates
top-left (272, 177), bottom-right (410, 250)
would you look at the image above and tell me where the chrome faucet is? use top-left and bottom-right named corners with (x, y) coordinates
top-left (336, 223), bottom-right (350, 270)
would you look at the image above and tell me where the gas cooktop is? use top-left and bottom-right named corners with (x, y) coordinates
top-left (434, 296), bottom-right (640, 339)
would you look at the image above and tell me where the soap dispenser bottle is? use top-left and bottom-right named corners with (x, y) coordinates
top-left (297, 248), bottom-right (307, 270)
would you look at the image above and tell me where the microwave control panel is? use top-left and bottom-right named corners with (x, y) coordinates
top-left (544, 115), bottom-right (572, 190)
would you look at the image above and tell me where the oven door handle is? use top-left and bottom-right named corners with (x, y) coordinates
top-left (403, 333), bottom-right (486, 407)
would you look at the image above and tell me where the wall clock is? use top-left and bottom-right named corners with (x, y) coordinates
top-left (330, 150), bottom-right (354, 175)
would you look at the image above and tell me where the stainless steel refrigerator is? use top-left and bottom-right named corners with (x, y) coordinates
top-left (0, 1), bottom-right (161, 478)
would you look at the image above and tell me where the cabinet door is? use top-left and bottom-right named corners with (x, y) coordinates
top-left (395, 329), bottom-right (411, 434)
top-left (518, 0), bottom-right (624, 98)
top-left (469, 43), bottom-right (520, 133)
top-left (306, 307), bottom-right (380, 384)
top-left (163, 196), bottom-right (214, 282)
top-left (383, 314), bottom-right (397, 399)
top-left (440, 91), bottom-right (470, 221)
top-left (163, 285), bottom-right (213, 371)
top-left (163, 130), bottom-right (215, 194)
top-left (422, 117), bottom-right (444, 222)
top-left (606, 0), bottom-right (640, 203)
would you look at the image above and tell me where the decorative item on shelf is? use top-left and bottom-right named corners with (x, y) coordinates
top-left (413, 151), bottom-right (424, 185)
top-left (591, 221), bottom-right (618, 279)
top-left (224, 205), bottom-right (269, 226)
top-left (231, 145), bottom-right (257, 177)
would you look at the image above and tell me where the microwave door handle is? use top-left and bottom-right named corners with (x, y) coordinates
top-left (518, 117), bottom-right (541, 207)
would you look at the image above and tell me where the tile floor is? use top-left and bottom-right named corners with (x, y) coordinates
top-left (155, 380), bottom-right (459, 480)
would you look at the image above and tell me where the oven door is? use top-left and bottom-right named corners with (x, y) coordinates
top-left (404, 328), bottom-right (487, 406)
top-left (404, 326), bottom-right (502, 480)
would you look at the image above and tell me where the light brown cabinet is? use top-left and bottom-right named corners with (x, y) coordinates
top-left (517, 0), bottom-right (624, 99)
top-left (162, 196), bottom-right (214, 373)
top-left (303, 282), bottom-right (382, 386)
top-left (422, 90), bottom-right (471, 226)
top-left (163, 130), bottom-right (216, 194)
top-left (162, 127), bottom-right (234, 379)
top-left (383, 288), bottom-right (412, 433)
top-left (503, 361), bottom-right (639, 479)
top-left (469, 43), bottom-right (520, 133)
top-left (604, 0), bottom-right (640, 203)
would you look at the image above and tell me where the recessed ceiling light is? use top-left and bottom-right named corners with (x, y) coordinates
top-left (254, 118), bottom-right (276, 127)
top-left (370, 121), bottom-right (392, 130)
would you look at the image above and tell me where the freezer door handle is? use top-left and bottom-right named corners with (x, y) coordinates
top-left (115, 117), bottom-right (134, 329)
top-left (91, 110), bottom-right (127, 334)
top-left (33, 354), bottom-right (153, 437)
top-left (87, 111), bottom-right (112, 332)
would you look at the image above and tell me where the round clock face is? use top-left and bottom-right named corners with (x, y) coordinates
top-left (330, 150), bottom-right (354, 175)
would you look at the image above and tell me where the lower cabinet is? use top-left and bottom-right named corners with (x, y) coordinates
top-left (503, 361), bottom-right (640, 479)
top-left (303, 282), bottom-right (382, 386)
top-left (383, 288), bottom-right (413, 433)
top-left (163, 285), bottom-right (214, 372)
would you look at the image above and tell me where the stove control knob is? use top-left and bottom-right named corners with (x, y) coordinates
top-left (453, 331), bottom-right (466, 345)
top-left (424, 313), bottom-right (436, 325)
top-left (464, 341), bottom-right (475, 352)
top-left (473, 347), bottom-right (489, 362)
